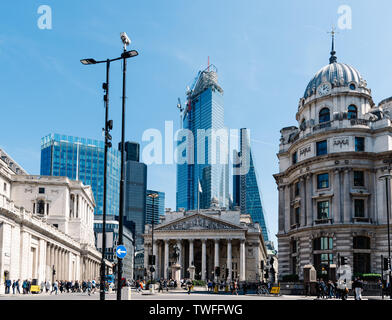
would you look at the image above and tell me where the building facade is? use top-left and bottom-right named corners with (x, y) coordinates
top-left (233, 128), bottom-right (269, 241)
top-left (40, 133), bottom-right (121, 217)
top-left (123, 141), bottom-right (147, 251)
top-left (94, 215), bottom-right (134, 281)
top-left (0, 149), bottom-right (105, 294)
top-left (176, 65), bottom-right (230, 211)
top-left (143, 199), bottom-right (268, 283)
top-left (146, 189), bottom-right (165, 225)
top-left (274, 43), bottom-right (392, 280)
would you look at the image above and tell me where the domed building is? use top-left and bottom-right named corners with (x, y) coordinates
top-left (274, 39), bottom-right (392, 281)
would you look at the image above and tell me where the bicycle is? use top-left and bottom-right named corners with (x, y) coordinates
top-left (256, 285), bottom-right (270, 295)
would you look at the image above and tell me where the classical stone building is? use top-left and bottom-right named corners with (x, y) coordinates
top-left (0, 148), bottom-right (108, 293)
top-left (274, 41), bottom-right (392, 280)
top-left (143, 200), bottom-right (268, 283)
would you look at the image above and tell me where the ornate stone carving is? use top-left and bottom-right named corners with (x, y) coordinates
top-left (158, 215), bottom-right (239, 231)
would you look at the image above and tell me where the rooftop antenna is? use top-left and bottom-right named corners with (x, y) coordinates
top-left (327, 26), bottom-right (338, 64)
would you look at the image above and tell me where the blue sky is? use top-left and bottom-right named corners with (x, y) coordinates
top-left (2, 0), bottom-right (392, 246)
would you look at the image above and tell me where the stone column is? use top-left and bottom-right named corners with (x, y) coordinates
top-left (306, 174), bottom-right (313, 226)
top-left (214, 239), bottom-right (220, 281)
top-left (239, 240), bottom-right (246, 281)
top-left (333, 169), bottom-right (341, 223)
top-left (164, 240), bottom-right (169, 280)
top-left (153, 240), bottom-right (158, 280)
top-left (227, 239), bottom-right (232, 282)
top-left (176, 240), bottom-right (182, 272)
top-left (188, 239), bottom-right (195, 280)
top-left (300, 177), bottom-right (306, 227)
top-left (343, 168), bottom-right (351, 223)
top-left (201, 239), bottom-right (207, 281)
top-left (284, 185), bottom-right (291, 232)
top-left (278, 186), bottom-right (285, 232)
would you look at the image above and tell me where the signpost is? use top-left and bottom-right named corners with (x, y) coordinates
top-left (116, 245), bottom-right (127, 259)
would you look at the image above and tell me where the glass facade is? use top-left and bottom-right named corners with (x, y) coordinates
top-left (40, 133), bottom-right (121, 217)
top-left (146, 190), bottom-right (165, 225)
top-left (233, 128), bottom-right (269, 241)
top-left (124, 156), bottom-right (147, 251)
top-left (176, 67), bottom-right (229, 211)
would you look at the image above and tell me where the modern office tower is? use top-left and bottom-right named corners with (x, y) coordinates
top-left (40, 133), bottom-right (120, 217)
top-left (233, 128), bottom-right (269, 241)
top-left (146, 190), bottom-right (165, 225)
top-left (123, 141), bottom-right (147, 251)
top-left (176, 64), bottom-right (229, 211)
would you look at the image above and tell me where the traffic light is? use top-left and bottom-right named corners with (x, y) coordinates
top-left (384, 258), bottom-right (389, 271)
top-left (52, 269), bottom-right (56, 275)
top-left (225, 268), bottom-right (229, 278)
top-left (148, 254), bottom-right (156, 266)
top-left (150, 266), bottom-right (155, 273)
top-left (340, 256), bottom-right (348, 265)
top-left (144, 268), bottom-right (147, 277)
top-left (264, 270), bottom-right (269, 279)
top-left (215, 266), bottom-right (220, 277)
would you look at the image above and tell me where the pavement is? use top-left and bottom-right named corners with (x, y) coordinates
top-left (0, 288), bottom-right (387, 300)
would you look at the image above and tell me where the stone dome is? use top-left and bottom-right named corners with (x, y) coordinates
top-left (303, 62), bottom-right (366, 99)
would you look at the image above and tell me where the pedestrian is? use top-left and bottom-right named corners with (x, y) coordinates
top-left (86, 280), bottom-right (92, 296)
top-left (40, 280), bottom-right (45, 293)
top-left (158, 279), bottom-right (163, 293)
top-left (92, 279), bottom-right (96, 294)
top-left (45, 280), bottom-right (51, 293)
top-left (234, 280), bottom-right (239, 295)
top-left (186, 279), bottom-right (192, 295)
top-left (354, 278), bottom-right (363, 300)
top-left (243, 282), bottom-right (247, 295)
top-left (16, 279), bottom-right (20, 294)
top-left (4, 279), bottom-right (11, 294)
top-left (12, 280), bottom-right (16, 294)
top-left (51, 280), bottom-right (58, 295)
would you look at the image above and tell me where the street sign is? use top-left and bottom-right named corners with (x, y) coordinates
top-left (270, 287), bottom-right (280, 294)
top-left (116, 245), bottom-right (127, 259)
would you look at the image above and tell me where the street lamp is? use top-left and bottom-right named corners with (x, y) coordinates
top-left (117, 32), bottom-right (138, 301)
top-left (80, 35), bottom-right (138, 301)
top-left (380, 169), bottom-right (392, 299)
top-left (148, 192), bottom-right (159, 286)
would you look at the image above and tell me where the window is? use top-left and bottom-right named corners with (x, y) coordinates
top-left (349, 83), bottom-right (356, 90)
top-left (354, 199), bottom-right (365, 217)
top-left (3, 183), bottom-right (6, 192)
top-left (353, 253), bottom-right (370, 274)
top-left (348, 105), bottom-right (357, 119)
top-left (291, 240), bottom-right (297, 254)
top-left (313, 237), bottom-right (333, 250)
top-left (292, 151), bottom-right (297, 164)
top-left (353, 236), bottom-right (370, 249)
top-left (317, 201), bottom-right (329, 219)
top-left (354, 171), bottom-right (364, 187)
top-left (317, 173), bottom-right (329, 189)
top-left (294, 182), bottom-right (300, 197)
top-left (39, 188), bottom-right (45, 194)
top-left (295, 207), bottom-right (300, 225)
top-left (319, 108), bottom-right (330, 123)
top-left (355, 137), bottom-right (365, 152)
top-left (316, 140), bottom-right (327, 156)
top-left (313, 253), bottom-right (334, 275)
top-left (37, 200), bottom-right (45, 215)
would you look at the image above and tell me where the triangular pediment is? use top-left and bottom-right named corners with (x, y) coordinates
top-left (155, 213), bottom-right (244, 231)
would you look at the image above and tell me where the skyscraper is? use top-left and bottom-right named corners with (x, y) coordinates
top-left (176, 65), bottom-right (229, 211)
top-left (233, 128), bottom-right (269, 241)
top-left (40, 133), bottom-right (120, 217)
top-left (146, 189), bottom-right (165, 225)
top-left (123, 141), bottom-right (147, 251)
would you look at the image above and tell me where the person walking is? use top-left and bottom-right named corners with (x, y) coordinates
top-left (51, 280), bottom-right (58, 295)
top-left (16, 279), bottom-right (20, 294)
top-left (86, 280), bottom-right (92, 296)
top-left (91, 279), bottom-right (96, 294)
top-left (11, 280), bottom-right (16, 294)
top-left (45, 280), bottom-right (51, 293)
top-left (40, 281), bottom-right (45, 293)
top-left (4, 279), bottom-right (11, 294)
top-left (186, 279), bottom-right (192, 295)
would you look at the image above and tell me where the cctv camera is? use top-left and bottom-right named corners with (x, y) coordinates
top-left (120, 32), bottom-right (131, 46)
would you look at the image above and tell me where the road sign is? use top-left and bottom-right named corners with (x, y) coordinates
top-left (270, 287), bottom-right (280, 294)
top-left (116, 245), bottom-right (127, 259)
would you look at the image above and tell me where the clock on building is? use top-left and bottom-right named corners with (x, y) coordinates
top-left (317, 82), bottom-right (331, 96)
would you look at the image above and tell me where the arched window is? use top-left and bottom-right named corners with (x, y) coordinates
top-left (348, 105), bottom-right (357, 119)
top-left (319, 108), bottom-right (330, 123)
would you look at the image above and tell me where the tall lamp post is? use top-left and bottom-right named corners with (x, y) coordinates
top-left (380, 167), bottom-right (392, 299)
top-left (80, 34), bottom-right (138, 301)
top-left (148, 192), bottom-right (159, 286)
top-left (117, 32), bottom-right (138, 301)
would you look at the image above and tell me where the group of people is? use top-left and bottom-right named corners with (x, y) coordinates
top-left (206, 279), bottom-right (240, 295)
top-left (3, 279), bottom-right (98, 296)
top-left (316, 277), bottom-right (365, 300)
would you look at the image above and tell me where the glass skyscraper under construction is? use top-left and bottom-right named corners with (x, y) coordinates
top-left (233, 128), bottom-right (269, 241)
top-left (40, 133), bottom-right (121, 217)
top-left (176, 65), bottom-right (229, 211)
